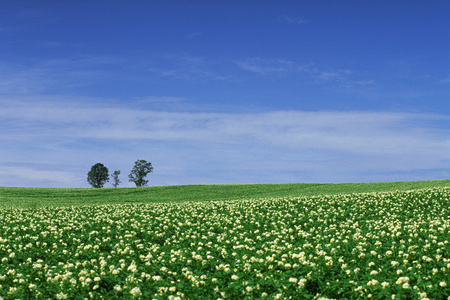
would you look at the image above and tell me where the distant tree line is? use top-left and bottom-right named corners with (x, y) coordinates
top-left (87, 159), bottom-right (153, 188)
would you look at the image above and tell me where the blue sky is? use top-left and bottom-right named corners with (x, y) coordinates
top-left (1, 1), bottom-right (450, 188)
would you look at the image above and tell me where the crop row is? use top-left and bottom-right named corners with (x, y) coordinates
top-left (0, 188), bottom-right (449, 299)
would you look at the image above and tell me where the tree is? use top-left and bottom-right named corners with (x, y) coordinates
top-left (87, 163), bottom-right (109, 188)
top-left (129, 159), bottom-right (153, 187)
top-left (111, 170), bottom-right (121, 188)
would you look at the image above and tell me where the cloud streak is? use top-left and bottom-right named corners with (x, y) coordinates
top-left (236, 58), bottom-right (302, 76)
top-left (0, 56), bottom-right (126, 94)
top-left (0, 53), bottom-right (374, 98)
top-left (1, 95), bottom-right (449, 187)
top-left (2, 97), bottom-right (448, 152)
top-left (235, 57), bottom-right (375, 90)
top-left (148, 54), bottom-right (227, 81)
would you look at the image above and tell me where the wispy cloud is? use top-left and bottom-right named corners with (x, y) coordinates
top-left (0, 56), bottom-right (126, 94)
top-left (282, 15), bottom-right (308, 25)
top-left (0, 53), bottom-right (374, 97)
top-left (0, 52), bottom-right (230, 96)
top-left (148, 54), bottom-right (227, 81)
top-left (437, 77), bottom-right (450, 84)
top-left (2, 96), bottom-right (448, 154)
top-left (186, 32), bottom-right (202, 39)
top-left (15, 8), bottom-right (43, 18)
top-left (314, 70), bottom-right (352, 82)
top-left (236, 57), bottom-right (374, 90)
top-left (0, 165), bottom-right (81, 187)
top-left (236, 57), bottom-right (307, 75)
top-left (312, 69), bottom-right (377, 90)
top-left (1, 95), bottom-right (449, 187)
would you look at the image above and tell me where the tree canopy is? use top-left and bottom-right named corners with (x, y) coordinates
top-left (129, 160), bottom-right (153, 187)
top-left (87, 163), bottom-right (109, 188)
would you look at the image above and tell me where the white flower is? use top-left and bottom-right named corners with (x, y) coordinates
top-left (367, 279), bottom-right (378, 286)
top-left (130, 287), bottom-right (141, 296)
top-left (127, 263), bottom-right (137, 272)
top-left (55, 293), bottom-right (68, 300)
top-left (396, 277), bottom-right (409, 285)
top-left (298, 278), bottom-right (307, 289)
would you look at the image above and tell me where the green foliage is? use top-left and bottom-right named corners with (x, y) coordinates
top-left (0, 188), bottom-right (449, 298)
top-left (87, 163), bottom-right (110, 188)
top-left (128, 159), bottom-right (153, 187)
top-left (111, 170), bottom-right (121, 188)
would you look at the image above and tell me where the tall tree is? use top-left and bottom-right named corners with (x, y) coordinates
top-left (129, 159), bottom-right (153, 187)
top-left (111, 170), bottom-right (121, 188)
top-left (87, 163), bottom-right (109, 188)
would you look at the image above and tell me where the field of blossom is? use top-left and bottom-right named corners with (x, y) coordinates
top-left (0, 187), bottom-right (449, 299)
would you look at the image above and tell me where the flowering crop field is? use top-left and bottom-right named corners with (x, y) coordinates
top-left (0, 188), bottom-right (449, 299)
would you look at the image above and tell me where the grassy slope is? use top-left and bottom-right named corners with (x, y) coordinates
top-left (1, 179), bottom-right (450, 209)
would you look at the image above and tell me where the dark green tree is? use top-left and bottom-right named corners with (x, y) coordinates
top-left (128, 159), bottom-right (153, 187)
top-left (87, 163), bottom-right (109, 188)
top-left (111, 170), bottom-right (121, 188)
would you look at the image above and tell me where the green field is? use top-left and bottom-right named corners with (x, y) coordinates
top-left (0, 180), bottom-right (449, 299)
top-left (1, 179), bottom-right (450, 209)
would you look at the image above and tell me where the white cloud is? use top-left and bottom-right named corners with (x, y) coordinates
top-left (1, 95), bottom-right (449, 187)
top-left (2, 96), bottom-right (449, 157)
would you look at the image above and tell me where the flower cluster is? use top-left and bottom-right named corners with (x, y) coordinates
top-left (0, 188), bottom-right (449, 299)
